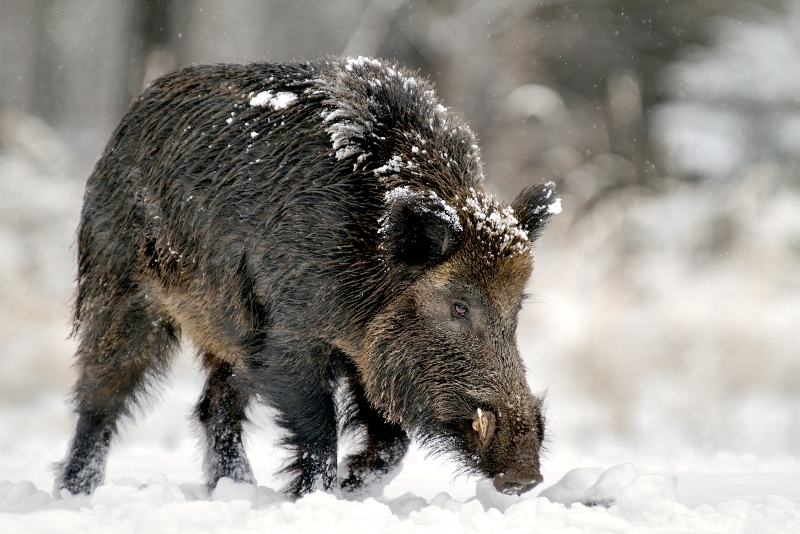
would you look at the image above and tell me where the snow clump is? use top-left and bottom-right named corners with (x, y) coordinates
top-left (249, 90), bottom-right (298, 110)
top-left (462, 189), bottom-right (530, 257)
top-left (379, 186), bottom-right (462, 237)
top-left (345, 56), bottom-right (419, 91)
top-left (373, 155), bottom-right (404, 177)
top-left (322, 107), bottom-right (370, 162)
top-left (318, 57), bottom-right (436, 167)
top-left (548, 197), bottom-right (562, 215)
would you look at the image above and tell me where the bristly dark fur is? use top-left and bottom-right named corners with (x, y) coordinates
top-left (56, 57), bottom-right (559, 499)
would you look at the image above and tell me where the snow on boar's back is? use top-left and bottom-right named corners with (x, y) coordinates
top-left (56, 57), bottom-right (561, 499)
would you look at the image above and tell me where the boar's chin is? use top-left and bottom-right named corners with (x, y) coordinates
top-left (493, 471), bottom-right (544, 495)
top-left (477, 441), bottom-right (544, 495)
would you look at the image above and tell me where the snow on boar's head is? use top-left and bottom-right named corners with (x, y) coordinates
top-left (359, 181), bottom-right (559, 495)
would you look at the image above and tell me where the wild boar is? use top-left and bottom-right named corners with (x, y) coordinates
top-left (56, 57), bottom-right (560, 499)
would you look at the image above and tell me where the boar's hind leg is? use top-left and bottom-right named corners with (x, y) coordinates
top-left (339, 380), bottom-right (410, 496)
top-left (195, 353), bottom-right (255, 490)
top-left (57, 293), bottom-right (179, 495)
top-left (259, 359), bottom-right (338, 499)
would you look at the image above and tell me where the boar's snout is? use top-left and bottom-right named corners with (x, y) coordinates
top-left (493, 470), bottom-right (543, 495)
top-left (471, 398), bottom-right (545, 496)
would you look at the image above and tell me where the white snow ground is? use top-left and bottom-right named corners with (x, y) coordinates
top-left (1, 355), bottom-right (799, 533)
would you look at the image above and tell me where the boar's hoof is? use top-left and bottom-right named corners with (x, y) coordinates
top-left (492, 471), bottom-right (544, 495)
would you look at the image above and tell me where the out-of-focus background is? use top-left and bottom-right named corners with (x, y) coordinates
top-left (1, 0), bottom-right (799, 482)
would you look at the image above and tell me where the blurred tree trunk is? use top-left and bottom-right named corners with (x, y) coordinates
top-left (128, 0), bottom-right (190, 98)
top-left (0, 0), bottom-right (55, 120)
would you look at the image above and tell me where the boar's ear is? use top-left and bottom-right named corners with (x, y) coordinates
top-left (380, 189), bottom-right (463, 267)
top-left (511, 182), bottom-right (561, 242)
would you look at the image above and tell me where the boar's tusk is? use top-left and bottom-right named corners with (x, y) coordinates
top-left (472, 408), bottom-right (496, 450)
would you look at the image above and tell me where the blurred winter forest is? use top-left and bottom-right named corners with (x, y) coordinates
top-left (1, 0), bottom-right (799, 466)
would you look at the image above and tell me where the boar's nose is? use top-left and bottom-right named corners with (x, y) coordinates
top-left (492, 471), bottom-right (543, 495)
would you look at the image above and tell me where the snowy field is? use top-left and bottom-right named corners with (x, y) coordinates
top-left (1, 110), bottom-right (800, 531)
top-left (1, 362), bottom-right (799, 533)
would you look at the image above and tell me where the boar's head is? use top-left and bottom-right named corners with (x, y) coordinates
top-left (358, 182), bottom-right (560, 495)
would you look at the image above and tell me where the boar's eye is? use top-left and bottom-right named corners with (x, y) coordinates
top-left (451, 301), bottom-right (470, 321)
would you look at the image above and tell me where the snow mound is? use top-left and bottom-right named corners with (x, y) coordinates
top-left (539, 463), bottom-right (639, 507)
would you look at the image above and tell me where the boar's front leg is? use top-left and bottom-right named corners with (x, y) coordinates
top-left (255, 347), bottom-right (339, 499)
top-left (339, 379), bottom-right (410, 497)
top-left (195, 353), bottom-right (256, 490)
